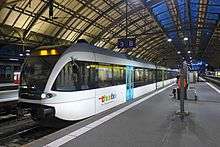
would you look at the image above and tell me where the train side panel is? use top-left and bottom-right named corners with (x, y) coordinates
top-left (133, 83), bottom-right (156, 98)
top-left (95, 85), bottom-right (126, 114)
top-left (43, 90), bottom-right (96, 121)
top-left (133, 78), bottom-right (176, 98)
top-left (163, 78), bottom-right (176, 86)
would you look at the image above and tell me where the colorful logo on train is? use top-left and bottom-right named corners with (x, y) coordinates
top-left (99, 93), bottom-right (116, 104)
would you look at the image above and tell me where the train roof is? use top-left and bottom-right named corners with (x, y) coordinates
top-left (34, 42), bottom-right (176, 71)
top-left (64, 42), bottom-right (129, 59)
top-left (63, 42), bottom-right (161, 68)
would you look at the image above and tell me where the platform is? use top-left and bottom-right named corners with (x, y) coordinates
top-left (0, 90), bottom-right (18, 103)
top-left (27, 80), bottom-right (220, 147)
top-left (0, 83), bottom-right (18, 91)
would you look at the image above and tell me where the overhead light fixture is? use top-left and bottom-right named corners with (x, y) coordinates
top-left (9, 58), bottom-right (19, 61)
top-left (184, 37), bottom-right (188, 41)
top-left (26, 49), bottom-right (30, 52)
top-left (190, 57), bottom-right (192, 59)
top-left (40, 50), bottom-right (48, 56)
top-left (187, 50), bottom-right (191, 54)
top-left (19, 53), bottom-right (24, 56)
top-left (26, 53), bottom-right (30, 56)
top-left (167, 38), bottom-right (172, 42)
top-left (177, 51), bottom-right (181, 54)
top-left (49, 0), bottom-right (54, 18)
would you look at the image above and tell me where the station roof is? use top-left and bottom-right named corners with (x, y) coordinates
top-left (0, 0), bottom-right (220, 67)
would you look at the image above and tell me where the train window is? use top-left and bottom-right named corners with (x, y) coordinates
top-left (134, 68), bottom-right (145, 87)
top-left (52, 61), bottom-right (98, 91)
top-left (167, 71), bottom-right (170, 79)
top-left (160, 70), bottom-right (163, 81)
top-left (167, 71), bottom-right (172, 79)
top-left (157, 70), bottom-right (160, 82)
top-left (53, 62), bottom-right (80, 91)
top-left (21, 56), bottom-right (59, 91)
top-left (113, 65), bottom-right (125, 85)
top-left (164, 70), bottom-right (168, 80)
top-left (153, 69), bottom-right (156, 82)
top-left (160, 70), bottom-right (164, 81)
top-left (97, 64), bottom-right (113, 88)
top-left (144, 69), bottom-right (149, 84)
top-left (157, 70), bottom-right (162, 82)
top-left (148, 69), bottom-right (155, 84)
top-left (78, 62), bottom-right (94, 90)
top-left (84, 63), bottom-right (98, 89)
top-left (167, 71), bottom-right (176, 79)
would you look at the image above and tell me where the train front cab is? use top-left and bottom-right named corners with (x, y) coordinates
top-left (18, 48), bottom-right (64, 122)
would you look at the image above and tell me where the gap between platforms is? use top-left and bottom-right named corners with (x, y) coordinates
top-left (43, 83), bottom-right (175, 147)
top-left (200, 77), bottom-right (220, 94)
top-left (205, 82), bottom-right (220, 94)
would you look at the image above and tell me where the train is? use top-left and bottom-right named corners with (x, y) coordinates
top-left (0, 62), bottom-right (21, 83)
top-left (18, 41), bottom-right (177, 123)
top-left (206, 70), bottom-right (220, 78)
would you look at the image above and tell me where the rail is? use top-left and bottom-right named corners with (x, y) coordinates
top-left (202, 76), bottom-right (220, 87)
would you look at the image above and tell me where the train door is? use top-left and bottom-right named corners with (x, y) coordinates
top-left (126, 66), bottom-right (134, 101)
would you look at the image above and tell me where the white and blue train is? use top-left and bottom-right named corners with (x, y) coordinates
top-left (18, 41), bottom-right (177, 122)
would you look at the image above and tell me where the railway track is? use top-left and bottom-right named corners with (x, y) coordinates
top-left (0, 100), bottom-right (65, 146)
top-left (0, 114), bottom-right (17, 124)
top-left (0, 116), bottom-right (59, 147)
top-left (0, 108), bottom-right (30, 125)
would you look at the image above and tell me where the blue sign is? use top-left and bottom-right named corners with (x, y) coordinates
top-left (117, 38), bottom-right (136, 49)
top-left (190, 60), bottom-right (207, 71)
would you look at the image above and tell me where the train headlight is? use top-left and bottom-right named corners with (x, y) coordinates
top-left (41, 93), bottom-right (46, 99)
top-left (41, 93), bottom-right (53, 99)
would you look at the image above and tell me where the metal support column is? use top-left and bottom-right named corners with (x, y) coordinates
top-left (125, 0), bottom-right (128, 38)
top-left (177, 61), bottom-right (189, 120)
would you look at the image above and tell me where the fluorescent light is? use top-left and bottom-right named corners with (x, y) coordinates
top-left (19, 53), bottom-right (23, 56)
top-left (9, 58), bottom-right (19, 61)
top-left (177, 51), bottom-right (181, 54)
top-left (26, 49), bottom-right (30, 52)
top-left (190, 57), bottom-right (192, 59)
top-left (26, 53), bottom-right (30, 56)
top-left (184, 37), bottom-right (188, 41)
top-left (187, 50), bottom-right (191, 54)
top-left (40, 50), bottom-right (48, 56)
top-left (167, 38), bottom-right (172, 42)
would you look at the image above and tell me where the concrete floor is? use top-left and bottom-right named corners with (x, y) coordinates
top-left (28, 81), bottom-right (220, 147)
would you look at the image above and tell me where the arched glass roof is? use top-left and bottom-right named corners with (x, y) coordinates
top-left (0, 0), bottom-right (220, 67)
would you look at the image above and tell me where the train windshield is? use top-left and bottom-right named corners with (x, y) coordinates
top-left (21, 56), bottom-right (59, 91)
